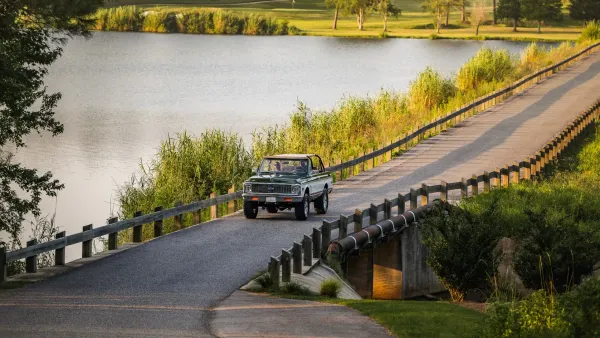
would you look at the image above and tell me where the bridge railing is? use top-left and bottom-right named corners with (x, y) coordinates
top-left (265, 100), bottom-right (600, 288)
top-left (1, 42), bottom-right (599, 283)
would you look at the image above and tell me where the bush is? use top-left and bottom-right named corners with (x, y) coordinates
top-left (481, 290), bottom-right (569, 338)
top-left (560, 277), bottom-right (600, 337)
top-left (280, 281), bottom-right (314, 296)
top-left (421, 201), bottom-right (504, 302)
top-left (579, 21), bottom-right (600, 43)
top-left (512, 207), bottom-right (600, 293)
top-left (482, 277), bottom-right (600, 338)
top-left (320, 278), bottom-right (342, 298)
top-left (408, 67), bottom-right (456, 111)
top-left (455, 48), bottom-right (515, 91)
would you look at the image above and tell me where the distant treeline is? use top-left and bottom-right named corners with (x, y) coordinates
top-left (94, 6), bottom-right (300, 35)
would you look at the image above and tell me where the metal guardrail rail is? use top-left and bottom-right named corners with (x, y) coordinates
top-left (1, 42), bottom-right (599, 283)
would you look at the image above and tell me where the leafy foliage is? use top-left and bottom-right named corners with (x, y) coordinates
top-left (521, 0), bottom-right (563, 33)
top-left (569, 0), bottom-right (600, 23)
top-left (0, 0), bottom-right (101, 247)
top-left (496, 0), bottom-right (522, 31)
top-left (421, 202), bottom-right (504, 302)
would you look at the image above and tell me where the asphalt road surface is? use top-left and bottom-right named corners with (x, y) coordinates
top-left (1, 52), bottom-right (600, 337)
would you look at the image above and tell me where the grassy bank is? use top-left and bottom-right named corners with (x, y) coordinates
top-left (102, 0), bottom-right (587, 41)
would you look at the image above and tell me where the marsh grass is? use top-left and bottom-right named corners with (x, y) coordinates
top-left (94, 6), bottom-right (293, 35)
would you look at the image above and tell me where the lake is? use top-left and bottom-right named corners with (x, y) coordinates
top-left (13, 32), bottom-right (553, 259)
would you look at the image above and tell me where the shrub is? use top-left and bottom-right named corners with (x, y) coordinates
top-left (481, 290), bottom-right (569, 338)
top-left (320, 278), bottom-right (342, 298)
top-left (579, 21), bottom-right (600, 43)
top-left (212, 10), bottom-right (243, 34)
top-left (512, 207), bottom-right (600, 293)
top-left (254, 273), bottom-right (274, 290)
top-left (280, 281), bottom-right (314, 296)
top-left (421, 201), bottom-right (504, 302)
top-left (455, 48), bottom-right (515, 91)
top-left (408, 67), bottom-right (456, 111)
top-left (560, 277), bottom-right (600, 337)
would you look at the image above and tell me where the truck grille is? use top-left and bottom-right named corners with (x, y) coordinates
top-left (251, 184), bottom-right (292, 194)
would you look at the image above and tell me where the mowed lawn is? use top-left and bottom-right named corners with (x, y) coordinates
top-left (108, 0), bottom-right (584, 40)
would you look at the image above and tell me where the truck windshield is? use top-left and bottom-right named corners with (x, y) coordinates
top-left (259, 159), bottom-right (308, 174)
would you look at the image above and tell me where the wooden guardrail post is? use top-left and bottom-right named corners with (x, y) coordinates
top-left (522, 160), bottom-right (531, 181)
top-left (501, 166), bottom-right (509, 187)
top-left (440, 181), bottom-right (448, 202)
top-left (25, 239), bottom-right (37, 273)
top-left (292, 242), bottom-right (302, 274)
top-left (281, 250), bottom-right (291, 283)
top-left (321, 221), bottom-right (331, 256)
top-left (483, 172), bottom-right (490, 192)
top-left (83, 224), bottom-right (93, 257)
top-left (174, 201), bottom-right (183, 230)
top-left (530, 156), bottom-right (537, 178)
top-left (133, 211), bottom-right (143, 243)
top-left (421, 184), bottom-right (429, 206)
top-left (512, 162), bottom-right (520, 184)
top-left (384, 199), bottom-right (392, 220)
top-left (535, 153), bottom-right (542, 174)
top-left (108, 217), bottom-right (118, 250)
top-left (354, 209), bottom-right (363, 232)
top-left (369, 204), bottom-right (378, 225)
top-left (303, 235), bottom-right (312, 266)
top-left (55, 231), bottom-right (66, 266)
top-left (228, 185), bottom-right (236, 214)
top-left (269, 257), bottom-right (280, 288)
top-left (154, 206), bottom-right (163, 237)
top-left (410, 189), bottom-right (418, 209)
top-left (193, 207), bottom-right (202, 225)
top-left (0, 246), bottom-right (6, 282)
top-left (210, 192), bottom-right (218, 220)
top-left (398, 193), bottom-right (405, 214)
top-left (312, 228), bottom-right (321, 259)
top-left (335, 159), bottom-right (342, 182)
top-left (461, 178), bottom-right (468, 199)
top-left (471, 175), bottom-right (478, 196)
top-left (339, 215), bottom-right (348, 240)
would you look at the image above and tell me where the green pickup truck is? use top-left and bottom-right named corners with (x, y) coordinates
top-left (242, 154), bottom-right (333, 220)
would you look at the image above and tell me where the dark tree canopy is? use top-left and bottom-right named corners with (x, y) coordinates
top-left (0, 0), bottom-right (102, 247)
top-left (521, 0), bottom-right (563, 33)
top-left (496, 0), bottom-right (522, 31)
top-left (569, 0), bottom-right (600, 22)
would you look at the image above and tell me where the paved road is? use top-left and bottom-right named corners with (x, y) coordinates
top-left (1, 52), bottom-right (600, 337)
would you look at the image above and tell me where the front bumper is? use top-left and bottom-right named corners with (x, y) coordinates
top-left (242, 194), bottom-right (304, 203)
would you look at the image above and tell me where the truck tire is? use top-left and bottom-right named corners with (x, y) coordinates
top-left (244, 201), bottom-right (258, 219)
top-left (266, 205), bottom-right (278, 213)
top-left (314, 189), bottom-right (328, 214)
top-left (295, 192), bottom-right (309, 221)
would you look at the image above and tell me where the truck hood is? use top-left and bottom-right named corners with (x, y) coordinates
top-left (245, 174), bottom-right (303, 184)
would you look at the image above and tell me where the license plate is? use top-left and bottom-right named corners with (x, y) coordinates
top-left (266, 197), bottom-right (277, 203)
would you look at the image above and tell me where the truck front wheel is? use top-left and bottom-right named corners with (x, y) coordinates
top-left (295, 192), bottom-right (309, 220)
top-left (244, 201), bottom-right (259, 219)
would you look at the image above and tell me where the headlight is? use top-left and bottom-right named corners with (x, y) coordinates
top-left (244, 183), bottom-right (252, 193)
top-left (291, 185), bottom-right (301, 195)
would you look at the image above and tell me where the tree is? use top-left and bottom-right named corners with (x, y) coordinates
top-left (521, 0), bottom-right (563, 33)
top-left (374, 0), bottom-right (401, 32)
top-left (569, 0), bottom-right (600, 23)
top-left (325, 0), bottom-right (347, 30)
top-left (493, 0), bottom-right (497, 24)
top-left (423, 0), bottom-right (448, 33)
top-left (348, 0), bottom-right (374, 30)
top-left (497, 0), bottom-right (522, 32)
top-left (0, 0), bottom-right (102, 248)
top-left (471, 0), bottom-right (487, 36)
top-left (459, 0), bottom-right (471, 23)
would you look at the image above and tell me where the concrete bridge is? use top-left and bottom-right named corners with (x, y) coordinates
top-left (1, 47), bottom-right (600, 337)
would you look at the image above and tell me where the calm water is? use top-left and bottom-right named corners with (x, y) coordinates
top-left (13, 32), bottom-right (552, 259)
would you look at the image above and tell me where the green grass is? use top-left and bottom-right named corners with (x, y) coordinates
top-left (270, 293), bottom-right (486, 337)
top-left (104, 0), bottom-right (587, 41)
